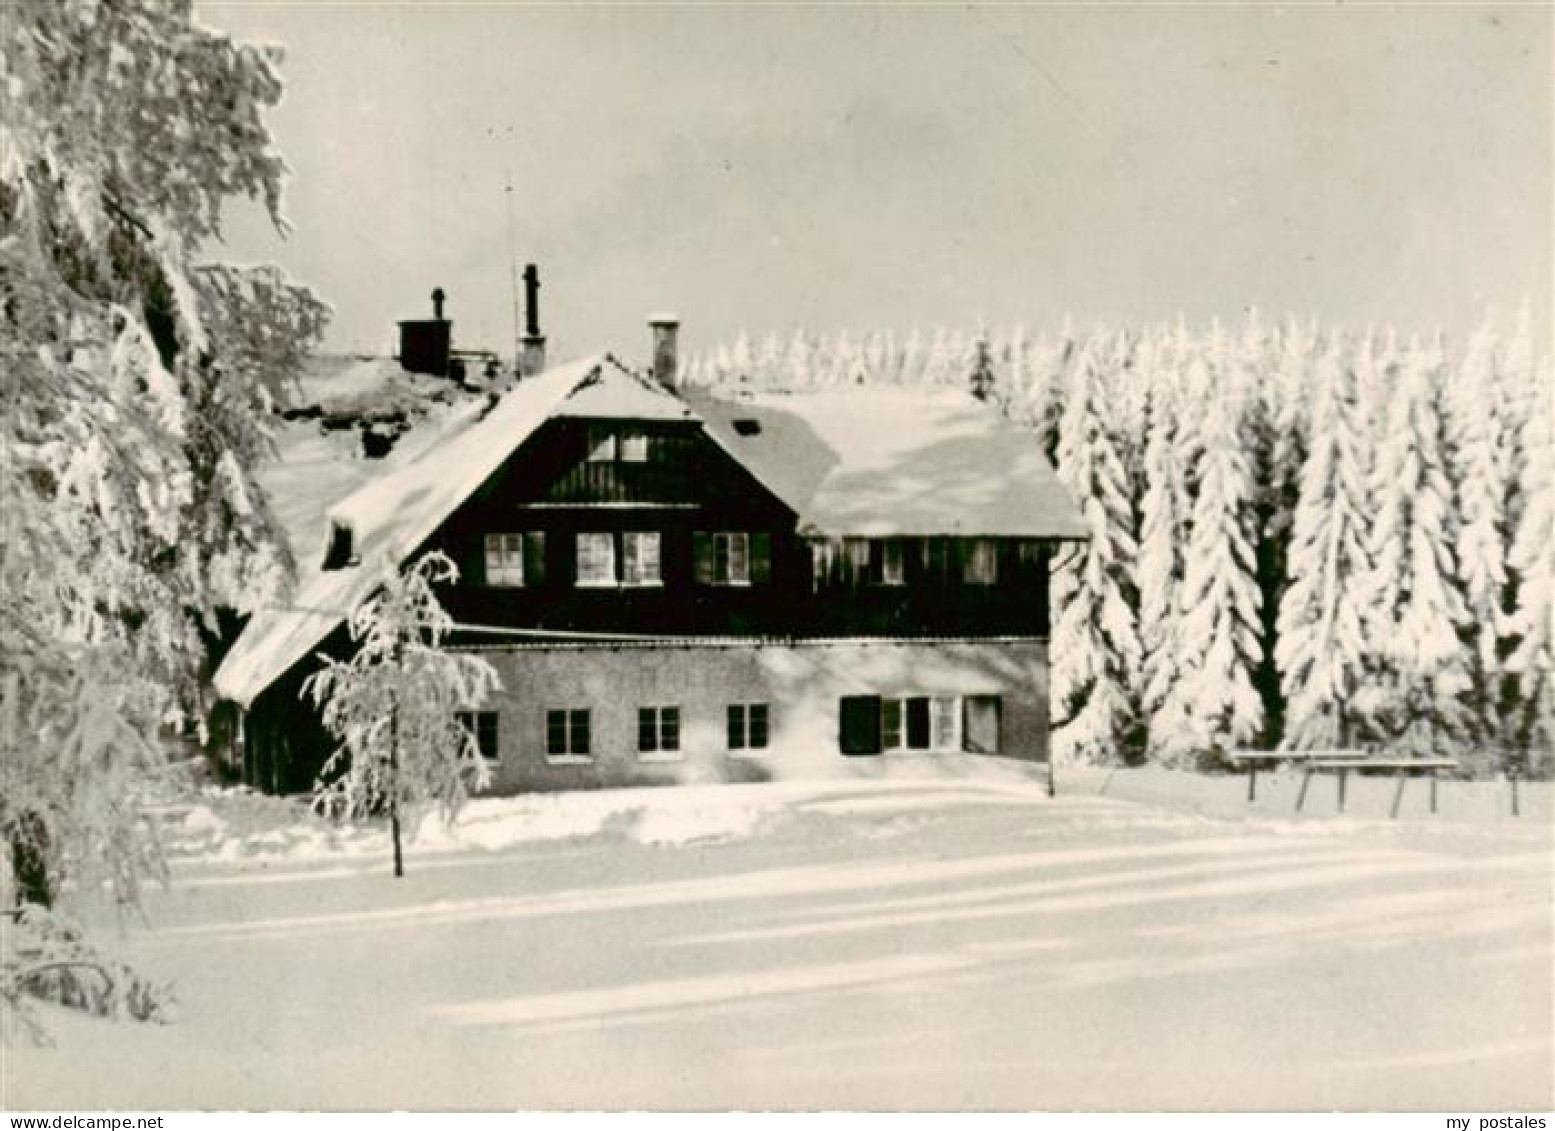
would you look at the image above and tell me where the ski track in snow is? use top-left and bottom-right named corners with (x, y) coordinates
top-left (148, 832), bottom-right (1373, 943)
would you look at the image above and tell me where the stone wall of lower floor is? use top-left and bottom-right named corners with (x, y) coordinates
top-left (467, 637), bottom-right (1049, 793)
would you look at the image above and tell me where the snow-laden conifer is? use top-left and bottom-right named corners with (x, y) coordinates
top-left (1506, 356), bottom-right (1553, 770)
top-left (305, 553), bottom-right (501, 878)
top-left (1136, 340), bottom-right (1192, 762)
top-left (1051, 339), bottom-right (1142, 764)
top-left (1276, 334), bottom-right (1373, 748)
top-left (1448, 315), bottom-right (1516, 710)
top-left (1175, 347), bottom-right (1264, 755)
top-left (1359, 336), bottom-right (1474, 756)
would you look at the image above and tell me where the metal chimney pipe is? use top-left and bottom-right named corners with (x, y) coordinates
top-left (522, 264), bottom-right (540, 337)
top-left (518, 264), bottom-right (546, 377)
top-left (432, 286), bottom-right (446, 321)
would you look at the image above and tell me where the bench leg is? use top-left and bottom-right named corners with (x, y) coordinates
top-left (1390, 774), bottom-right (1406, 819)
top-left (1296, 768), bottom-right (1313, 813)
top-left (1248, 766), bottom-right (1258, 803)
top-left (1337, 768), bottom-right (1348, 813)
top-left (1511, 772), bottom-right (1520, 818)
top-left (1430, 770), bottom-right (1438, 815)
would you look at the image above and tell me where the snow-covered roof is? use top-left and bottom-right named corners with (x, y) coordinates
top-left (215, 356), bottom-right (631, 707)
top-left (685, 387), bottom-right (1088, 539)
top-left (553, 371), bottom-right (694, 421)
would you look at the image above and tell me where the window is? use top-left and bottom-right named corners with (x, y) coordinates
top-left (456, 711), bottom-right (499, 761)
top-left (637, 706), bottom-right (681, 760)
top-left (881, 696), bottom-right (933, 751)
top-left (930, 697), bottom-right (960, 751)
top-left (323, 522), bottom-right (358, 570)
top-left (586, 427), bottom-right (617, 462)
top-left (840, 695), bottom-right (963, 755)
top-left (715, 532), bottom-right (749, 584)
top-left (727, 703), bottom-right (769, 753)
top-left (878, 539), bottom-right (906, 586)
top-left (587, 427), bottom-right (650, 463)
top-left (844, 538), bottom-right (871, 582)
top-left (546, 709), bottom-right (591, 761)
top-left (695, 532), bottom-right (771, 586)
top-left (576, 533), bottom-right (616, 586)
top-left (963, 539), bottom-right (998, 585)
top-left (881, 697), bottom-right (904, 751)
top-left (620, 430), bottom-right (649, 463)
top-left (923, 538), bottom-right (955, 583)
top-left (622, 532), bottom-right (662, 586)
top-left (484, 533), bottom-right (525, 587)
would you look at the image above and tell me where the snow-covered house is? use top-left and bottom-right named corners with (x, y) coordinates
top-left (213, 321), bottom-right (1087, 793)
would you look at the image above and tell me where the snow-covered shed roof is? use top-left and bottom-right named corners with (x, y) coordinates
top-left (685, 386), bottom-right (1088, 539)
top-left (216, 356), bottom-right (650, 707)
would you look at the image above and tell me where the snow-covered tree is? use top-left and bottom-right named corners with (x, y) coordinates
top-left (968, 333), bottom-right (997, 402)
top-left (1506, 356), bottom-right (1553, 771)
top-left (304, 553), bottom-right (501, 878)
top-left (1, 0), bottom-right (328, 912)
top-left (1447, 315), bottom-right (1519, 741)
top-left (1136, 355), bottom-right (1192, 762)
top-left (1250, 319), bottom-right (1316, 745)
top-left (1174, 351), bottom-right (1264, 755)
top-left (1359, 337), bottom-right (1474, 756)
top-left (1276, 334), bottom-right (1373, 748)
top-left (1050, 339), bottom-right (1141, 764)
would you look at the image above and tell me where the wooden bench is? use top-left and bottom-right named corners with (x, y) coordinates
top-left (1225, 749), bottom-right (1351, 803)
top-left (1299, 755), bottom-right (1459, 817)
top-left (1228, 749), bottom-right (1460, 817)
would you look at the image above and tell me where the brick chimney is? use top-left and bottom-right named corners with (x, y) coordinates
top-left (518, 263), bottom-right (546, 377)
top-left (648, 314), bottom-right (680, 390)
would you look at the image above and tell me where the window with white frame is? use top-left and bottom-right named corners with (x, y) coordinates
top-left (963, 539), bottom-right (998, 585)
top-left (545, 709), bottom-right (591, 761)
top-left (930, 697), bottom-right (959, 750)
top-left (727, 703), bottom-right (769, 753)
top-left (484, 533), bottom-right (525, 587)
top-left (576, 533), bottom-right (616, 586)
top-left (714, 532), bottom-right (749, 584)
top-left (879, 696), bottom-right (960, 752)
top-left (637, 706), bottom-right (681, 759)
top-left (622, 531), bottom-right (662, 586)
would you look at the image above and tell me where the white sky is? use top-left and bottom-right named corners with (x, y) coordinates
top-left (203, 3), bottom-right (1551, 363)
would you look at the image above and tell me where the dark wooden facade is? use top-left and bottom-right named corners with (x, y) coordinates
top-left (424, 416), bottom-right (1051, 640)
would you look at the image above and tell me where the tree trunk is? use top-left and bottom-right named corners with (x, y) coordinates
top-left (390, 803), bottom-right (403, 878)
top-left (8, 811), bottom-right (53, 908)
top-left (389, 647), bottom-right (404, 878)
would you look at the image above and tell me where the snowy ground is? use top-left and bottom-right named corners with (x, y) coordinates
top-left (6, 766), bottom-right (1551, 1111)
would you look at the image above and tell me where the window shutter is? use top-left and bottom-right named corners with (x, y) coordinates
top-left (905, 697), bottom-right (931, 749)
top-left (839, 695), bottom-right (882, 755)
top-left (963, 695), bottom-right (1002, 754)
top-left (750, 532), bottom-right (772, 584)
top-left (903, 538), bottom-right (924, 584)
top-left (693, 532), bottom-right (714, 585)
top-left (525, 532), bottom-right (546, 586)
top-left (468, 538), bottom-right (487, 586)
top-left (866, 541), bottom-right (885, 585)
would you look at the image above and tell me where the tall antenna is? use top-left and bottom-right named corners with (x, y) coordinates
top-left (504, 169), bottom-right (520, 368)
